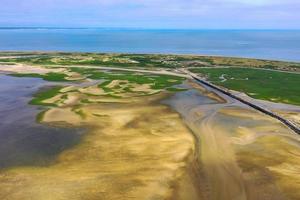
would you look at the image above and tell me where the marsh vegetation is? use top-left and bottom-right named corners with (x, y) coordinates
top-left (191, 68), bottom-right (300, 105)
top-left (1, 52), bottom-right (300, 71)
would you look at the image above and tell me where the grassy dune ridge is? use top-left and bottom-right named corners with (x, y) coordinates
top-left (0, 52), bottom-right (300, 71)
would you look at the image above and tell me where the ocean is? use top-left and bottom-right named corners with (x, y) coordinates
top-left (0, 28), bottom-right (300, 62)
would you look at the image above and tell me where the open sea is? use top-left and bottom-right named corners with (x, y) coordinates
top-left (0, 28), bottom-right (300, 62)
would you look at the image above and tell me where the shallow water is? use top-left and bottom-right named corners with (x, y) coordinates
top-left (0, 75), bottom-right (83, 168)
top-left (163, 88), bottom-right (218, 117)
top-left (164, 81), bottom-right (300, 200)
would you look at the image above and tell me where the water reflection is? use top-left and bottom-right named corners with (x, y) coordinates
top-left (0, 75), bottom-right (83, 168)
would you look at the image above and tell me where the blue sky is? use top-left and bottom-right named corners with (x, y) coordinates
top-left (1, 0), bottom-right (299, 29)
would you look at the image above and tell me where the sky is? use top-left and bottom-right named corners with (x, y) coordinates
top-left (0, 0), bottom-right (300, 29)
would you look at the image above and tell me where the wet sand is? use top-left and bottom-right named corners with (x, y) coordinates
top-left (165, 80), bottom-right (300, 200)
top-left (0, 74), bottom-right (299, 200)
top-left (0, 81), bottom-right (198, 200)
top-left (233, 91), bottom-right (300, 128)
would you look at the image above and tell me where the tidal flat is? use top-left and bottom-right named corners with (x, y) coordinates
top-left (0, 53), bottom-right (300, 200)
top-left (0, 71), bottom-right (197, 200)
top-left (0, 75), bottom-right (83, 169)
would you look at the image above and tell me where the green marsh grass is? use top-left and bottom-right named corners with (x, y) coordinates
top-left (191, 68), bottom-right (300, 105)
top-left (30, 86), bottom-right (63, 106)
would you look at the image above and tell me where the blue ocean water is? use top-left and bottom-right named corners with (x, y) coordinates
top-left (0, 28), bottom-right (300, 62)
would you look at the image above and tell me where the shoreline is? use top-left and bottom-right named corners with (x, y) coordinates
top-left (1, 50), bottom-right (300, 64)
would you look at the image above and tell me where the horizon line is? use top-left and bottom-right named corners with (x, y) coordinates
top-left (0, 27), bottom-right (300, 31)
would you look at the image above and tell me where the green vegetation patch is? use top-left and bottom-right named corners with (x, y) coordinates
top-left (36, 110), bottom-right (48, 122)
top-left (166, 87), bottom-right (188, 92)
top-left (30, 86), bottom-right (63, 106)
top-left (191, 68), bottom-right (300, 105)
top-left (1, 52), bottom-right (300, 71)
top-left (70, 67), bottom-right (185, 90)
top-left (74, 109), bottom-right (87, 119)
top-left (69, 68), bottom-right (186, 97)
top-left (11, 72), bottom-right (69, 82)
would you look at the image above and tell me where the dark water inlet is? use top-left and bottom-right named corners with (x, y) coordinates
top-left (0, 75), bottom-right (83, 169)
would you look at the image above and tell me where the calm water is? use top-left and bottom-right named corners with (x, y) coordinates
top-left (0, 75), bottom-right (83, 168)
top-left (0, 29), bottom-right (300, 62)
